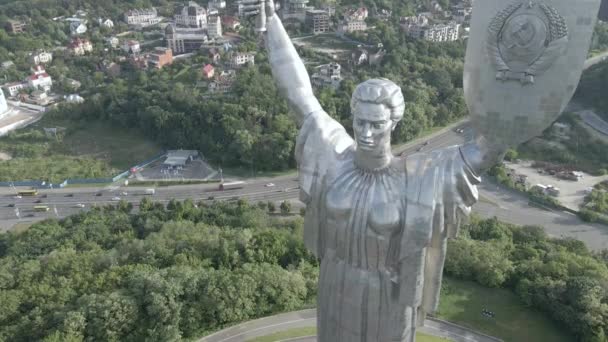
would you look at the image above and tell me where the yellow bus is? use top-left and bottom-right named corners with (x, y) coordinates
top-left (34, 205), bottom-right (49, 212)
top-left (17, 189), bottom-right (38, 196)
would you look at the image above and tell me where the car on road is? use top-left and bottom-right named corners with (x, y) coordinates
top-left (423, 141), bottom-right (429, 146)
top-left (265, 183), bottom-right (275, 187)
top-left (207, 196), bottom-right (215, 200)
top-left (34, 199), bottom-right (42, 203)
top-left (66, 193), bottom-right (74, 197)
top-left (95, 193), bottom-right (103, 197)
top-left (41, 194), bottom-right (47, 198)
top-left (7, 203), bottom-right (14, 207)
top-left (111, 197), bottom-right (121, 201)
top-left (25, 213), bottom-right (35, 217)
top-left (14, 195), bottom-right (22, 199)
top-left (121, 192), bottom-right (128, 196)
top-left (74, 203), bottom-right (85, 208)
top-left (455, 128), bottom-right (465, 134)
top-left (416, 147), bottom-right (424, 152)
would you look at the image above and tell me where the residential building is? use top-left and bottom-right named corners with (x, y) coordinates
top-left (305, 10), bottom-right (329, 34)
top-left (281, 0), bottom-right (314, 22)
top-left (147, 47), bottom-right (173, 69)
top-left (129, 55), bottom-right (148, 69)
top-left (401, 15), bottom-right (460, 42)
top-left (228, 52), bottom-right (255, 68)
top-left (221, 16), bottom-right (240, 30)
top-left (208, 48), bottom-right (221, 64)
top-left (552, 122), bottom-right (571, 140)
top-left (338, 19), bottom-right (367, 33)
top-left (311, 62), bottom-right (342, 89)
top-left (165, 23), bottom-right (208, 54)
top-left (3, 82), bottom-right (26, 97)
top-left (5, 19), bottom-right (25, 33)
top-left (124, 8), bottom-right (160, 26)
top-left (29, 90), bottom-right (50, 105)
top-left (207, 15), bottom-right (222, 39)
top-left (376, 9), bottom-right (392, 21)
top-left (202, 64), bottom-right (215, 79)
top-left (175, 1), bottom-right (207, 28)
top-left (70, 21), bottom-right (87, 35)
top-left (122, 40), bottom-right (141, 55)
top-left (422, 22), bottom-right (460, 42)
top-left (351, 48), bottom-right (368, 66)
top-left (209, 70), bottom-right (235, 93)
top-left (68, 38), bottom-right (93, 56)
top-left (65, 94), bottom-right (84, 104)
top-left (106, 36), bottom-right (120, 48)
top-left (208, 0), bottom-right (226, 11)
top-left (99, 18), bottom-right (114, 28)
top-left (29, 51), bottom-right (53, 65)
top-left (400, 14), bottom-right (430, 35)
top-left (345, 7), bottom-right (368, 21)
top-left (27, 65), bottom-right (53, 92)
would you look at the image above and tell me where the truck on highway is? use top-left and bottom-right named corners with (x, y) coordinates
top-left (34, 205), bottom-right (49, 212)
top-left (17, 189), bottom-right (37, 196)
top-left (145, 188), bottom-right (155, 195)
top-left (219, 181), bottom-right (245, 191)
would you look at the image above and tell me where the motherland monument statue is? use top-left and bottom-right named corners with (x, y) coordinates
top-left (244, 0), bottom-right (601, 340)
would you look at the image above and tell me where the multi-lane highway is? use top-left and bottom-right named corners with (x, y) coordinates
top-left (1, 122), bottom-right (607, 250)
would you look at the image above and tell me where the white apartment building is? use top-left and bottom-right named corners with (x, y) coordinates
top-left (124, 8), bottom-right (160, 26)
top-left (228, 52), bottom-right (255, 68)
top-left (311, 62), bottom-right (342, 89)
top-left (207, 15), bottom-right (222, 39)
top-left (338, 19), bottom-right (367, 33)
top-left (421, 22), bottom-right (460, 42)
top-left (29, 51), bottom-right (53, 65)
top-left (175, 1), bottom-right (207, 28)
top-left (27, 65), bottom-right (52, 92)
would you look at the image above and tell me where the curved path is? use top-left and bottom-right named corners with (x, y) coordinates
top-left (198, 309), bottom-right (502, 342)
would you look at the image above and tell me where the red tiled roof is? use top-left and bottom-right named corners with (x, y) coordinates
top-left (29, 73), bottom-right (50, 80)
top-left (203, 64), bottom-right (214, 72)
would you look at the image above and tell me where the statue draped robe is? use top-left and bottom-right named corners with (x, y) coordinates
top-left (296, 110), bottom-right (481, 342)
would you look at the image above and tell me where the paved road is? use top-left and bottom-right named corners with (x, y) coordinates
top-left (198, 309), bottom-right (501, 342)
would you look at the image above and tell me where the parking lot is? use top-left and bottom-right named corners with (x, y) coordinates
top-left (505, 161), bottom-right (608, 210)
top-left (138, 159), bottom-right (217, 181)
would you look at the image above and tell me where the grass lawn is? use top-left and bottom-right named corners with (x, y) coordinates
top-left (35, 118), bottom-right (162, 171)
top-left (298, 34), bottom-right (359, 50)
top-left (437, 278), bottom-right (573, 342)
top-left (247, 328), bottom-right (450, 342)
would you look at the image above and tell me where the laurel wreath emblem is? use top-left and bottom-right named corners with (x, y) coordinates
top-left (486, 0), bottom-right (568, 84)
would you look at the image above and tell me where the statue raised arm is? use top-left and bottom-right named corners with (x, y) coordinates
top-left (243, 0), bottom-right (322, 125)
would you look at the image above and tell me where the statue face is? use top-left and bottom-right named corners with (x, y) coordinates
top-left (352, 102), bottom-right (393, 154)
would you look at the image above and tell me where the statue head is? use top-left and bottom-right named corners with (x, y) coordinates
top-left (351, 78), bottom-right (404, 155)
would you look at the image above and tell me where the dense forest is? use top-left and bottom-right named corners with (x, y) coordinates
top-left (0, 199), bottom-right (606, 341)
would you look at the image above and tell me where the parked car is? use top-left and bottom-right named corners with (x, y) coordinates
top-left (95, 193), bottom-right (103, 197)
top-left (7, 203), bottom-right (14, 207)
top-left (34, 199), bottom-right (42, 203)
top-left (111, 197), bottom-right (121, 201)
top-left (121, 192), bottom-right (128, 196)
top-left (265, 183), bottom-right (275, 187)
top-left (66, 193), bottom-right (74, 197)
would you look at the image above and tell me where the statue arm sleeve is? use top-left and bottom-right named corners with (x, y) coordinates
top-left (459, 136), bottom-right (507, 175)
top-left (265, 15), bottom-right (323, 126)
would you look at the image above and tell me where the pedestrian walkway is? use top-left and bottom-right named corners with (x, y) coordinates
top-left (198, 309), bottom-right (502, 342)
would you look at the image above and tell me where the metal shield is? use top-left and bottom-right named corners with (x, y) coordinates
top-left (464, 0), bottom-right (601, 147)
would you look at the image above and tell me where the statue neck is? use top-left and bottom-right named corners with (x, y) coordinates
top-left (354, 149), bottom-right (393, 172)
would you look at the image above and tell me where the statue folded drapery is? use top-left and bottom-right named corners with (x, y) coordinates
top-left (296, 109), bottom-right (480, 341)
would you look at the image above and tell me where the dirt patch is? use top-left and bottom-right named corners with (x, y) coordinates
top-left (0, 151), bottom-right (12, 161)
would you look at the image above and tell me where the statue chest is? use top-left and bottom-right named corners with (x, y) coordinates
top-left (324, 171), bottom-right (404, 237)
